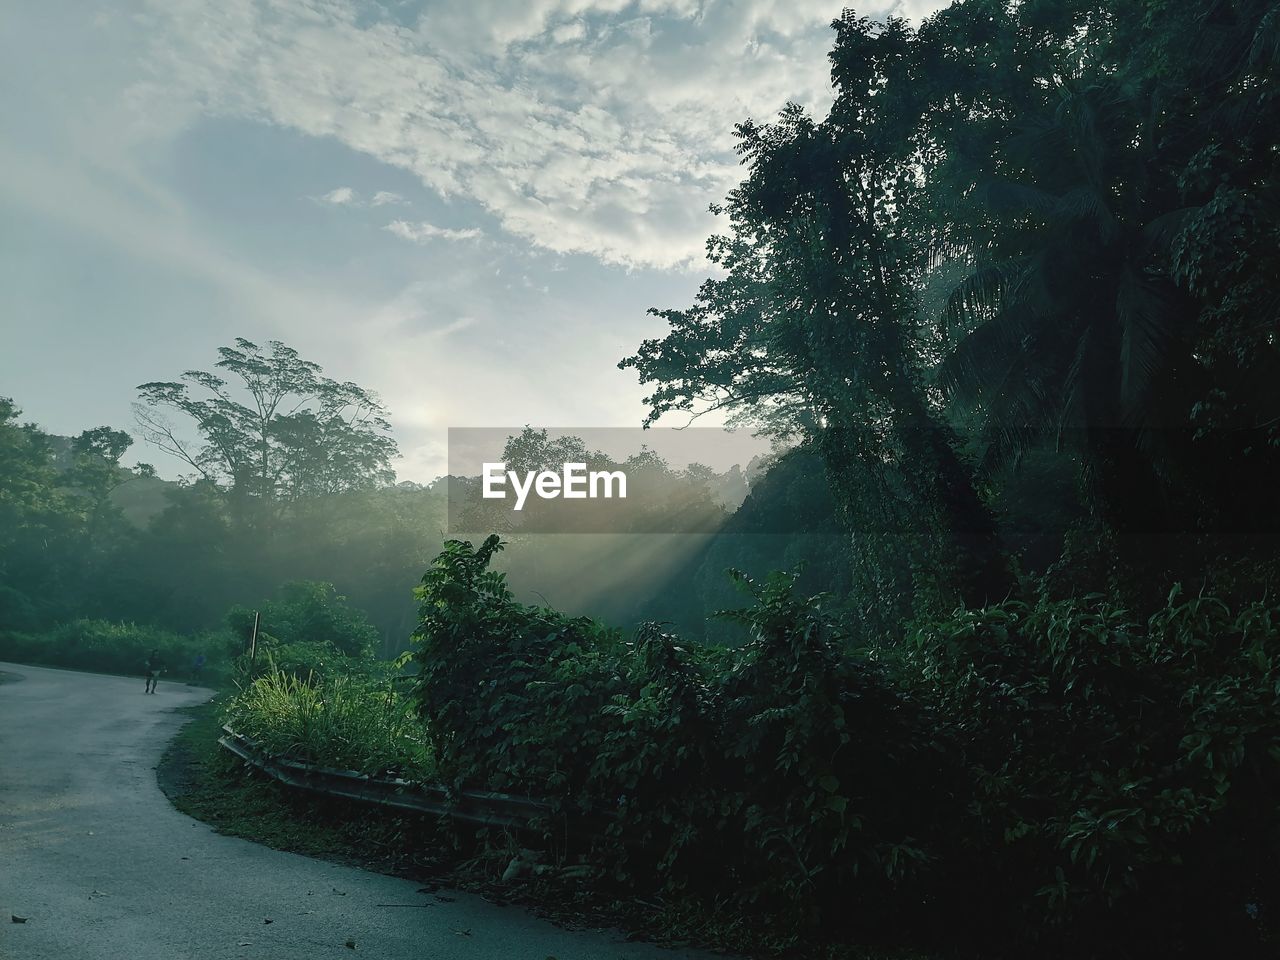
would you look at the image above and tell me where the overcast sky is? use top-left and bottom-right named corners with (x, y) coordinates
top-left (1, 0), bottom-right (941, 482)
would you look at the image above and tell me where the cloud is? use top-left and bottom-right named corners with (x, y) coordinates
top-left (319, 185), bottom-right (357, 205)
top-left (128, 0), bottom-right (910, 269)
top-left (551, 20), bottom-right (587, 43)
top-left (315, 186), bottom-right (407, 207)
top-left (384, 219), bottom-right (484, 243)
top-left (434, 316), bottom-right (479, 337)
top-left (2, 0), bottom-right (953, 484)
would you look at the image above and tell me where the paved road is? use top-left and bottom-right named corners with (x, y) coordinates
top-left (0, 663), bottom-right (714, 960)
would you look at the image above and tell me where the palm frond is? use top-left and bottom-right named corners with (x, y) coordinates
top-left (977, 180), bottom-right (1059, 218)
top-left (1249, 5), bottom-right (1280, 70)
top-left (1141, 206), bottom-right (1202, 255)
top-left (939, 301), bottom-right (1036, 407)
top-left (943, 256), bottom-right (1032, 330)
top-left (1116, 267), bottom-right (1181, 424)
top-left (1054, 186), bottom-right (1117, 241)
top-left (1057, 326), bottom-right (1094, 447)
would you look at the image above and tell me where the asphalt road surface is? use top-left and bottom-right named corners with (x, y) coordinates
top-left (0, 663), bottom-right (717, 960)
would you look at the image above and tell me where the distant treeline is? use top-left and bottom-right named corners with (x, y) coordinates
top-left (0, 377), bottom-right (841, 653)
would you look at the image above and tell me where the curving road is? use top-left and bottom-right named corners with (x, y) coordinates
top-left (0, 663), bottom-right (715, 960)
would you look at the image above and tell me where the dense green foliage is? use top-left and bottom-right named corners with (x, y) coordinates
top-left (623, 0), bottom-right (1280, 629)
top-left (229, 580), bottom-right (380, 661)
top-left (915, 589), bottom-right (1280, 954)
top-left (218, 584), bottom-right (432, 794)
top-left (407, 537), bottom-right (1278, 955)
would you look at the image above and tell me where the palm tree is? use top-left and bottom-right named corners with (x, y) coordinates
top-left (936, 0), bottom-right (1280, 534)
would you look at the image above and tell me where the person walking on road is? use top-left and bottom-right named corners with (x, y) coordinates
top-left (144, 650), bottom-right (164, 694)
top-left (191, 652), bottom-right (206, 683)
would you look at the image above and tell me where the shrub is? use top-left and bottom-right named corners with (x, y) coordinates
top-left (914, 587), bottom-right (1280, 954)
top-left (0, 618), bottom-right (236, 683)
top-left (227, 581), bottom-right (380, 659)
top-left (407, 537), bottom-right (935, 936)
top-left (406, 534), bottom-right (628, 794)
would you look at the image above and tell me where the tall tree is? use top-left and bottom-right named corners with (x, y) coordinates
top-left (135, 339), bottom-right (398, 525)
top-left (66, 426), bottom-right (134, 506)
top-left (621, 20), bottom-right (1012, 618)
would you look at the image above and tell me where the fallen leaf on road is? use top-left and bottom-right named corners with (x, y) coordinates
top-left (454, 928), bottom-right (472, 937)
top-left (345, 939), bottom-right (357, 949)
top-left (333, 887), bottom-right (347, 896)
top-left (263, 918), bottom-right (273, 924)
top-left (12, 915), bottom-right (27, 924)
top-left (501, 857), bottom-right (524, 882)
top-left (434, 895), bottom-right (455, 903)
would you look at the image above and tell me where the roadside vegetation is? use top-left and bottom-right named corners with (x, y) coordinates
top-left (161, 700), bottom-right (443, 873)
top-left (0, 619), bottom-right (237, 684)
top-left (172, 536), bottom-right (1280, 958)
top-left (403, 537), bottom-right (1280, 957)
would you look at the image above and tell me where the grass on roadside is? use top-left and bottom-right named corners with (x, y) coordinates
top-left (161, 697), bottom-right (452, 872)
top-left (222, 670), bottom-right (434, 779)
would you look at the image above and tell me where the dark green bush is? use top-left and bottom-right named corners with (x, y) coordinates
top-left (408, 538), bottom-right (1279, 955)
top-left (227, 580), bottom-right (379, 659)
top-left (914, 588), bottom-right (1280, 954)
top-left (405, 535), bottom-right (626, 794)
top-left (408, 537), bottom-right (935, 936)
top-left (226, 581), bottom-right (387, 687)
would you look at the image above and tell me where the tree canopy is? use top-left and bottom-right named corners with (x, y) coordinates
top-left (135, 339), bottom-right (398, 524)
top-left (623, 0), bottom-right (1280, 622)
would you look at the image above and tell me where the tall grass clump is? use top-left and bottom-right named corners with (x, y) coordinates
top-left (224, 669), bottom-right (433, 780)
